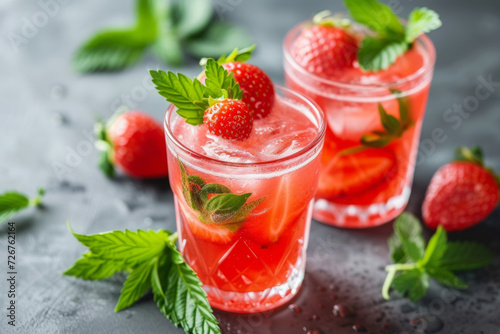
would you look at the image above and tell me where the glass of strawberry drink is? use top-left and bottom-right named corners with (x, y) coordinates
top-left (284, 6), bottom-right (439, 228)
top-left (153, 54), bottom-right (326, 312)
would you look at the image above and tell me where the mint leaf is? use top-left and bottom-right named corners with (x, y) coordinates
top-left (426, 267), bottom-right (468, 289)
top-left (184, 21), bottom-right (253, 59)
top-left (69, 225), bottom-right (170, 266)
top-left (152, 28), bottom-right (184, 67)
top-left (150, 70), bottom-right (206, 125)
top-left (383, 213), bottom-right (493, 302)
top-left (389, 89), bottom-right (411, 126)
top-left (406, 8), bottom-right (442, 43)
top-left (205, 193), bottom-right (251, 223)
top-left (153, 249), bottom-right (221, 334)
top-left (172, 0), bottom-right (214, 39)
top-left (344, 0), bottom-right (405, 40)
top-left (73, 29), bottom-right (148, 73)
top-left (392, 269), bottom-right (429, 301)
top-left (378, 103), bottom-right (401, 135)
top-left (421, 225), bottom-right (447, 267)
top-left (227, 197), bottom-right (266, 224)
top-left (204, 58), bottom-right (243, 100)
top-left (115, 259), bottom-right (154, 311)
top-left (73, 0), bottom-right (158, 72)
top-left (358, 37), bottom-right (408, 72)
top-left (65, 226), bottom-right (221, 333)
top-left (0, 189), bottom-right (44, 224)
top-left (438, 242), bottom-right (494, 271)
top-left (198, 183), bottom-right (231, 203)
top-left (0, 192), bottom-right (29, 223)
top-left (390, 212), bottom-right (425, 263)
top-left (63, 252), bottom-right (126, 280)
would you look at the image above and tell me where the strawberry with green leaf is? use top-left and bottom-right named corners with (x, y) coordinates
top-left (383, 213), bottom-right (493, 301)
top-left (150, 56), bottom-right (256, 140)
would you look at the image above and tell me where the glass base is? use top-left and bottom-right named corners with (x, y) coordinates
top-left (204, 257), bottom-right (305, 313)
top-left (313, 186), bottom-right (411, 228)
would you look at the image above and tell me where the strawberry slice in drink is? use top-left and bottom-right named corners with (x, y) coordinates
top-left (178, 199), bottom-right (235, 244)
top-left (243, 175), bottom-right (308, 245)
top-left (316, 148), bottom-right (397, 200)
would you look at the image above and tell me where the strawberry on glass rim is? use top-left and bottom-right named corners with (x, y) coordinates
top-left (284, 0), bottom-right (441, 228)
top-left (150, 47), bottom-right (326, 313)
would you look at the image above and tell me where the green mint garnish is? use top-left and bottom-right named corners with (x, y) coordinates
top-left (63, 224), bottom-right (221, 334)
top-left (73, 0), bottom-right (252, 72)
top-left (150, 58), bottom-right (242, 125)
top-left (344, 0), bottom-right (442, 71)
top-left (0, 188), bottom-right (44, 224)
top-left (178, 159), bottom-right (265, 229)
top-left (339, 89), bottom-right (412, 155)
top-left (382, 213), bottom-right (493, 301)
top-left (200, 44), bottom-right (256, 66)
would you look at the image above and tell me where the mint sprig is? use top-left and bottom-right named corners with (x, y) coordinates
top-left (382, 213), bottom-right (493, 301)
top-left (150, 58), bottom-right (242, 125)
top-left (0, 188), bottom-right (44, 224)
top-left (339, 90), bottom-right (412, 155)
top-left (63, 224), bottom-right (221, 334)
top-left (178, 159), bottom-right (265, 229)
top-left (344, 0), bottom-right (441, 71)
top-left (74, 0), bottom-right (253, 72)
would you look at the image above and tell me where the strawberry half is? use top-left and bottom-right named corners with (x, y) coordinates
top-left (316, 148), bottom-right (396, 199)
top-left (422, 147), bottom-right (499, 231)
top-left (222, 62), bottom-right (275, 119)
top-left (291, 20), bottom-right (358, 78)
top-left (95, 111), bottom-right (168, 178)
top-left (203, 99), bottom-right (253, 141)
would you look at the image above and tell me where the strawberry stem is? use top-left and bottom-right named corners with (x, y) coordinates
top-left (313, 10), bottom-right (351, 28)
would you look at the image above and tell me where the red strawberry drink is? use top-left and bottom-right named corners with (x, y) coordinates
top-left (284, 5), bottom-right (440, 228)
top-left (152, 49), bottom-right (325, 313)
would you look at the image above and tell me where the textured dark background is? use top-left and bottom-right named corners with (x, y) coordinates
top-left (1, 0), bottom-right (499, 333)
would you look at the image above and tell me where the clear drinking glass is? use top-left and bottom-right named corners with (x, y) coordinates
top-left (164, 86), bottom-right (326, 312)
top-left (284, 21), bottom-right (436, 228)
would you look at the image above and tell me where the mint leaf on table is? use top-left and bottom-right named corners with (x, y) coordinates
top-left (64, 225), bottom-right (221, 334)
top-left (74, 0), bottom-right (253, 72)
top-left (0, 188), bottom-right (44, 224)
top-left (382, 213), bottom-right (493, 301)
top-left (73, 0), bottom-right (157, 72)
top-left (344, 0), bottom-right (441, 71)
top-left (153, 248), bottom-right (220, 334)
top-left (63, 252), bottom-right (126, 280)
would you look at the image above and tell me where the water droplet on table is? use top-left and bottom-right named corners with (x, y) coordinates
top-left (333, 304), bottom-right (356, 318)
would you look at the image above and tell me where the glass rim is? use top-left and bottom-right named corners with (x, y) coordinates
top-left (283, 20), bottom-right (436, 90)
top-left (164, 85), bottom-right (326, 168)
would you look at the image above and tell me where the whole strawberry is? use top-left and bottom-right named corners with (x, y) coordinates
top-left (291, 12), bottom-right (358, 78)
top-left (203, 99), bottom-right (253, 140)
top-left (422, 147), bottom-right (499, 231)
top-left (95, 111), bottom-right (168, 178)
top-left (222, 62), bottom-right (274, 119)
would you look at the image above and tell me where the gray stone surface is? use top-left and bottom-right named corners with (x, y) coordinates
top-left (1, 0), bottom-right (499, 333)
